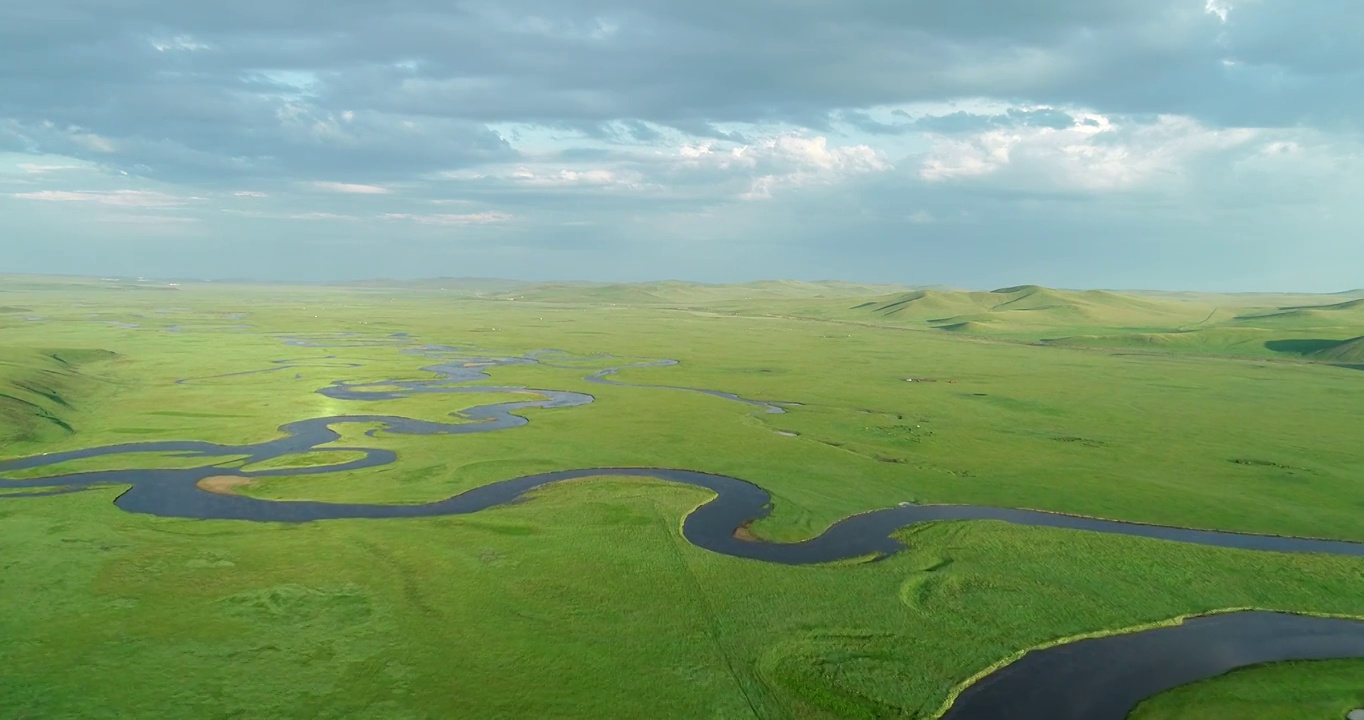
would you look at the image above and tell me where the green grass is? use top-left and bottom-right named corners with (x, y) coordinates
top-left (1129, 659), bottom-right (1364, 719)
top-left (1, 275), bottom-right (1363, 718)
top-left (674, 282), bottom-right (1364, 361)
top-left (1313, 336), bottom-right (1364, 363)
top-left (0, 346), bottom-right (119, 444)
top-left (3, 451), bottom-right (251, 479)
top-left (4, 481), bottom-right (1364, 719)
top-left (238, 450), bottom-right (374, 473)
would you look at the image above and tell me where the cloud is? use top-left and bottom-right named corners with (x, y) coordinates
top-left (98, 213), bottom-right (201, 224)
top-left (1205, 0), bottom-right (1233, 23)
top-left (509, 167), bottom-right (634, 188)
top-left (11, 189), bottom-right (190, 208)
top-left (919, 112), bottom-right (1259, 192)
top-left (911, 107), bottom-right (1079, 134)
top-left (2, 0), bottom-right (1361, 290)
top-left (671, 132), bottom-right (890, 200)
top-left (3, 0), bottom-right (1356, 187)
top-left (16, 163), bottom-right (81, 174)
top-left (380, 212), bottom-right (513, 225)
top-left (310, 181), bottom-right (391, 194)
top-left (149, 35), bottom-right (211, 52)
top-left (287, 211), bottom-right (359, 221)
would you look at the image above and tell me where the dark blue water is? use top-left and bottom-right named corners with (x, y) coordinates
top-left (941, 611), bottom-right (1364, 720)
top-left (6, 348), bottom-right (1360, 562)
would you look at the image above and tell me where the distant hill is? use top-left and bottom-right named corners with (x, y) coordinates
top-left (1312, 336), bottom-right (1364, 363)
top-left (325, 277), bottom-right (543, 295)
top-left (311, 278), bottom-right (915, 303)
top-left (1229, 298), bottom-right (1364, 330)
top-left (0, 348), bottom-right (117, 445)
top-left (846, 285), bottom-right (1206, 330)
top-left (498, 280), bottom-right (913, 304)
top-left (711, 284), bottom-right (1364, 360)
top-left (1120, 288), bottom-right (1364, 306)
top-left (4, 272), bottom-right (1360, 362)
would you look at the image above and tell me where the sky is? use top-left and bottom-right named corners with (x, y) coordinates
top-left (2, 0), bottom-right (1361, 291)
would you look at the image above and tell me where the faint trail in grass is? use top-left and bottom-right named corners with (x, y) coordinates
top-left (354, 538), bottom-right (439, 618)
top-left (1178, 306), bottom-right (1222, 331)
top-left (649, 504), bottom-right (764, 720)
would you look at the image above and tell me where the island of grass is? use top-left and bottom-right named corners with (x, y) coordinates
top-left (1130, 659), bottom-right (1364, 720)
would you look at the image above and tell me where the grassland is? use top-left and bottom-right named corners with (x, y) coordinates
top-left (1, 274), bottom-right (1363, 718)
top-left (1130, 659), bottom-right (1364, 719)
top-left (585, 281), bottom-right (1364, 362)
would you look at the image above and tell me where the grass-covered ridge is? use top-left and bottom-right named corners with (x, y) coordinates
top-left (1129, 658), bottom-right (1364, 719)
top-left (0, 347), bottom-right (118, 444)
top-left (1311, 336), bottom-right (1364, 363)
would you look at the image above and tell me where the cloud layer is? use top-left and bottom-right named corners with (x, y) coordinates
top-left (2, 0), bottom-right (1361, 289)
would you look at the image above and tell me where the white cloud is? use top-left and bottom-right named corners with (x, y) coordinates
top-left (12, 189), bottom-right (189, 208)
top-left (504, 166), bottom-right (650, 192)
top-left (233, 190), bottom-right (268, 197)
top-left (748, 134), bottom-right (889, 174)
top-left (98, 213), bottom-right (200, 225)
top-left (919, 112), bottom-right (1258, 192)
top-left (17, 163), bottom-right (81, 174)
top-left (150, 35), bottom-right (210, 52)
top-left (310, 181), bottom-right (391, 194)
top-left (381, 212), bottom-right (512, 225)
top-left (676, 132), bottom-right (890, 200)
top-left (678, 133), bottom-right (887, 172)
top-left (920, 131), bottom-right (1016, 181)
top-left (224, 208), bottom-right (511, 225)
top-left (512, 167), bottom-right (618, 185)
top-left (287, 211), bottom-right (360, 221)
top-left (219, 208), bottom-right (361, 221)
top-left (1205, 0), bottom-right (1233, 23)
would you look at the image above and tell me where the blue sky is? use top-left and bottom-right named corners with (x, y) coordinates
top-left (2, 0), bottom-right (1361, 290)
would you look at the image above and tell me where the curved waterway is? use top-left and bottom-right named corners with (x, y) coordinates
top-left (941, 611), bottom-right (1364, 720)
top-left (3, 343), bottom-right (1363, 718)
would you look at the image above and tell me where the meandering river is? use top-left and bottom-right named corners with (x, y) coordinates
top-left (3, 342), bottom-right (1362, 719)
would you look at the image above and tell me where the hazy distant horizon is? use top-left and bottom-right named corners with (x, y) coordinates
top-left (5, 270), bottom-right (1361, 297)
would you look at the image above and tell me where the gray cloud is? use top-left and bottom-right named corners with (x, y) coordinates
top-left (1, 0), bottom-right (1361, 289)
top-left (910, 108), bottom-right (1080, 133)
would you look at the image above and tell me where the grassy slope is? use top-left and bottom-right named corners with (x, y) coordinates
top-left (500, 279), bottom-right (914, 305)
top-left (4, 482), bottom-right (1364, 719)
top-left (1312, 336), bottom-right (1364, 363)
top-left (1, 276), bottom-right (1362, 718)
top-left (1129, 659), bottom-right (1364, 720)
top-left (647, 283), bottom-right (1364, 363)
top-left (0, 346), bottom-right (119, 445)
top-left (134, 275), bottom-right (1361, 364)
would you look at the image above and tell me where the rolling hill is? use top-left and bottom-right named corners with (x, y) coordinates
top-left (326, 277), bottom-right (541, 295)
top-left (838, 285), bottom-right (1216, 333)
top-left (498, 280), bottom-right (913, 305)
top-left (0, 348), bottom-right (117, 444)
top-left (696, 284), bottom-right (1364, 360)
top-left (1311, 336), bottom-right (1364, 363)
top-left (1230, 298), bottom-right (1364, 329)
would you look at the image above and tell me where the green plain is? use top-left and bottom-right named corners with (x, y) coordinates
top-left (2, 275), bottom-right (1363, 719)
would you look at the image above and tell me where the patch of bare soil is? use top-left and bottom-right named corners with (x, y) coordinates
top-left (196, 475), bottom-right (253, 496)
